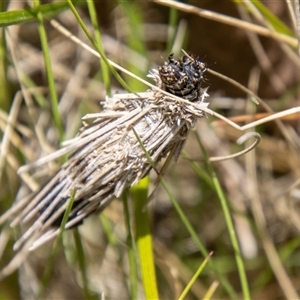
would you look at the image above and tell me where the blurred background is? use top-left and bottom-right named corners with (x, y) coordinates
top-left (0, 1), bottom-right (300, 299)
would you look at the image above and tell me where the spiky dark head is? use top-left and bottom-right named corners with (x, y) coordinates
top-left (158, 53), bottom-right (207, 102)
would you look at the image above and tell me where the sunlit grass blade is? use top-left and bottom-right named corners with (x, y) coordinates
top-left (203, 280), bottom-right (219, 300)
top-left (178, 252), bottom-right (213, 300)
top-left (131, 176), bottom-right (159, 300)
top-left (130, 128), bottom-right (159, 299)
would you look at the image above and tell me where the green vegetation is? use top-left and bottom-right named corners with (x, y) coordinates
top-left (0, 1), bottom-right (299, 299)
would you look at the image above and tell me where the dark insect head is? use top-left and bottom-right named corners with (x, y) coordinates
top-left (158, 53), bottom-right (207, 102)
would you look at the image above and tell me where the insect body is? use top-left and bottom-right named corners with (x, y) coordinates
top-left (158, 53), bottom-right (207, 101)
top-left (1, 53), bottom-right (209, 251)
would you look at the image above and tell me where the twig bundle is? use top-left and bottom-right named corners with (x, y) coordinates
top-left (1, 52), bottom-right (209, 252)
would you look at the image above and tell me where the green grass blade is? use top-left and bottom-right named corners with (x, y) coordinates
top-left (99, 214), bottom-right (117, 246)
top-left (21, 75), bottom-right (47, 108)
top-left (33, 1), bottom-right (63, 142)
top-left (160, 178), bottom-right (237, 299)
top-left (178, 252), bottom-right (213, 300)
top-left (211, 168), bottom-right (250, 300)
top-left (203, 281), bottom-right (219, 300)
top-left (118, 1), bottom-right (148, 91)
top-left (182, 150), bottom-right (215, 188)
top-left (66, 0), bottom-right (133, 93)
top-left (122, 191), bottom-right (139, 299)
top-left (132, 126), bottom-right (236, 298)
top-left (0, 1), bottom-right (83, 28)
top-left (86, 1), bottom-right (111, 96)
top-left (131, 176), bottom-right (159, 300)
top-left (195, 136), bottom-right (251, 300)
top-left (37, 189), bottom-right (76, 299)
top-left (73, 228), bottom-right (97, 300)
top-left (166, 7), bottom-right (179, 54)
top-left (0, 28), bottom-right (10, 112)
top-left (250, 0), bottom-right (293, 36)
